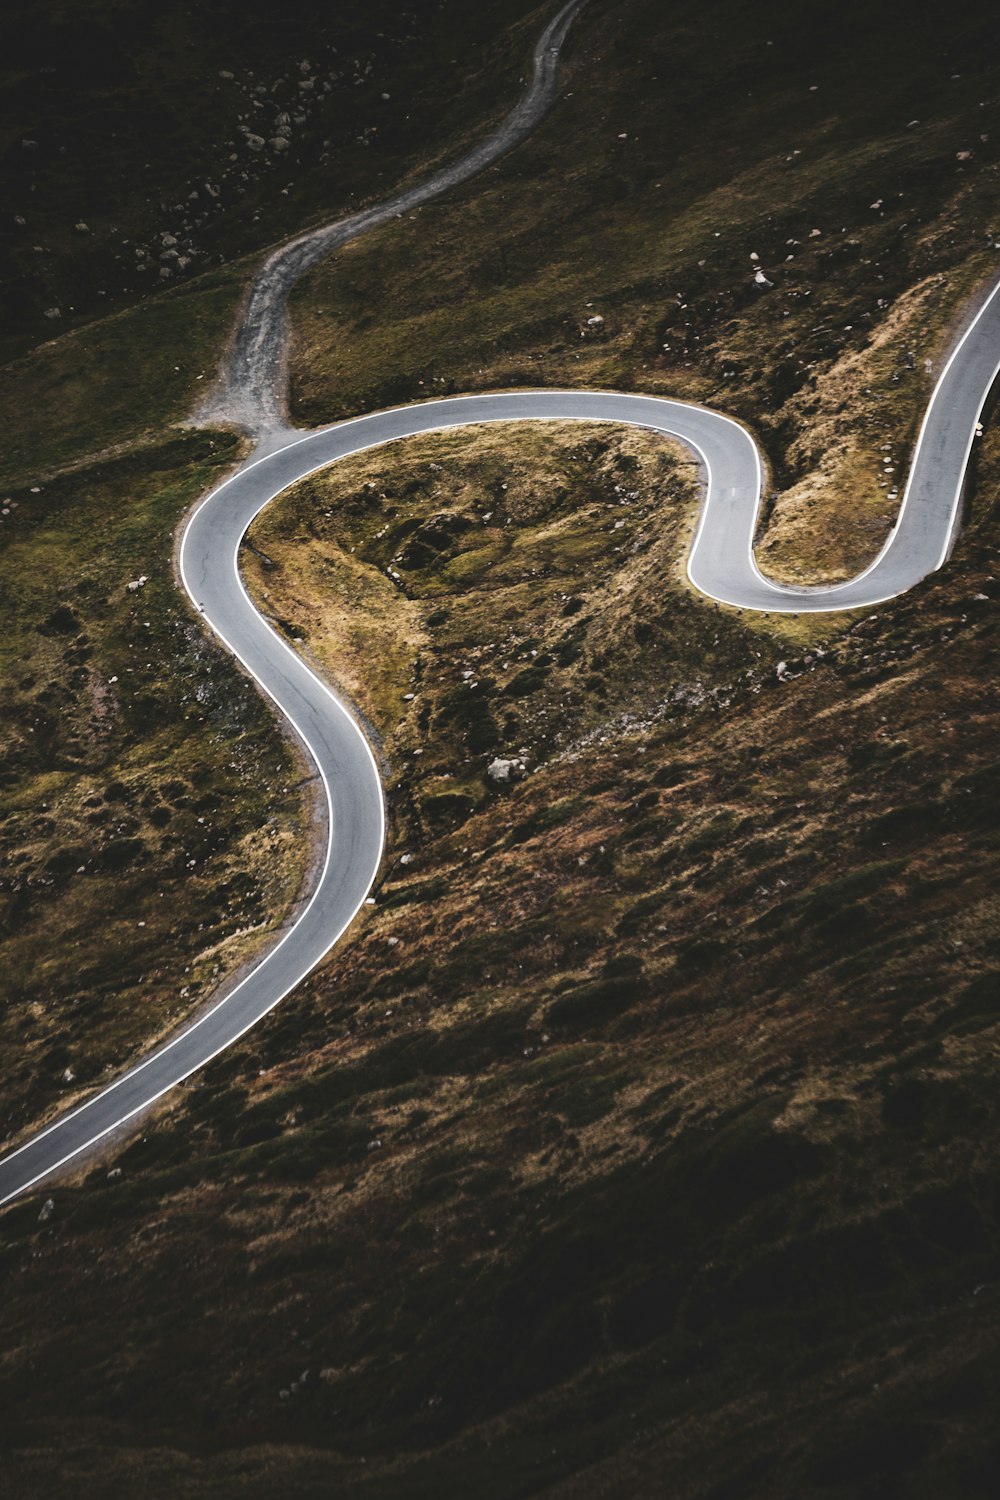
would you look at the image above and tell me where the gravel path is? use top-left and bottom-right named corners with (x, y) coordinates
top-left (6, 0), bottom-right (999, 1205)
top-left (196, 0), bottom-right (588, 442)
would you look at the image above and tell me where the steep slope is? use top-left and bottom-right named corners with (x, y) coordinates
top-left (0, 0), bottom-right (550, 359)
top-left (1, 419), bottom-right (998, 1498)
top-left (0, 1), bottom-right (567, 1151)
top-left (1, 0), bottom-right (999, 1495)
top-left (288, 0), bottom-right (1000, 582)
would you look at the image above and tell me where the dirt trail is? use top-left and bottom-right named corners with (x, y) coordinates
top-left (195, 0), bottom-right (588, 445)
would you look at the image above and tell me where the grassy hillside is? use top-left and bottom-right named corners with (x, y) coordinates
top-left (288, 0), bottom-right (1000, 582)
top-left (0, 432), bottom-right (309, 1142)
top-left (0, 0), bottom-right (563, 1150)
top-left (0, 418), bottom-right (997, 1498)
top-left (241, 422), bottom-right (825, 828)
top-left (0, 0), bottom-right (550, 361)
top-left (2, 0), bottom-right (1000, 1496)
top-left (0, 0), bottom-right (560, 484)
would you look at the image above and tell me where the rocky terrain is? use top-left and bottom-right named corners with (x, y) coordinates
top-left (1, 417), bottom-right (998, 1499)
top-left (1, 1), bottom-right (999, 1496)
top-left (288, 0), bottom-right (1000, 583)
top-left (0, 0), bottom-right (547, 359)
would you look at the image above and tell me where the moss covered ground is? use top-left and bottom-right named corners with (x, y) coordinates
top-left (0, 0), bottom-right (551, 360)
top-left (0, 0), bottom-right (551, 1155)
top-left (1, 417), bottom-right (997, 1497)
top-left (242, 421), bottom-right (832, 839)
top-left (2, 1), bottom-right (1000, 1496)
top-left (288, 0), bottom-right (1000, 583)
top-left (0, 432), bottom-right (307, 1142)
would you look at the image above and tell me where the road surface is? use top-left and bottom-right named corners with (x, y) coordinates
top-left (2, 0), bottom-right (999, 1207)
top-left (199, 0), bottom-right (590, 440)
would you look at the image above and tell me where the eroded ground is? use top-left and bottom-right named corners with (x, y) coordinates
top-left (2, 1), bottom-right (1000, 1494)
top-left (1, 422), bottom-right (997, 1499)
top-left (0, 435), bottom-right (307, 1144)
top-left (288, 0), bottom-right (1000, 585)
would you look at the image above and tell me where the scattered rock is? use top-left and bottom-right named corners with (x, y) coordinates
top-left (488, 756), bottom-right (527, 784)
top-left (38, 1198), bottom-right (55, 1223)
top-left (754, 269), bottom-right (774, 289)
top-left (43, 307), bottom-right (61, 319)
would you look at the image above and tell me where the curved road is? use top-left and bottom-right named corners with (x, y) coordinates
top-left (3, 5), bottom-right (1000, 1207)
top-left (201, 0), bottom-right (590, 439)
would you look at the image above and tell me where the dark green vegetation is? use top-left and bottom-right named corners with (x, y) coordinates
top-left (243, 421), bottom-right (823, 849)
top-left (2, 420), bottom-right (999, 1498)
top-left (290, 0), bottom-right (1000, 581)
top-left (0, 0), bottom-right (564, 1146)
top-left (0, 0), bottom-right (556, 486)
top-left (2, 0), bottom-right (1000, 1497)
top-left (0, 433), bottom-right (306, 1140)
top-left (0, 0), bottom-right (549, 360)
top-left (0, 269), bottom-right (244, 487)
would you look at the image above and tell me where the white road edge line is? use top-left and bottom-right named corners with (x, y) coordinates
top-left (3, 0), bottom-right (999, 1201)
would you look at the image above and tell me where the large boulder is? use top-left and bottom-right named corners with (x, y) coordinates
top-left (487, 756), bottom-right (527, 785)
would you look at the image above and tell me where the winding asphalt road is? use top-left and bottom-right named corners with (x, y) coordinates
top-left (3, 0), bottom-right (1000, 1207)
top-left (200, 0), bottom-right (590, 439)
